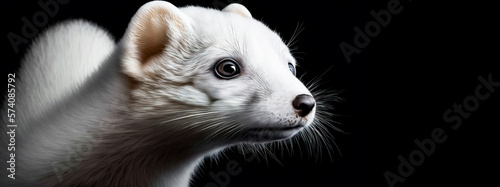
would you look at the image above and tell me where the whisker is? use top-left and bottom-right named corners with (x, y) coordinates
top-left (286, 22), bottom-right (304, 49)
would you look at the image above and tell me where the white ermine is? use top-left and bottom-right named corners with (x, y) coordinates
top-left (1, 1), bottom-right (328, 186)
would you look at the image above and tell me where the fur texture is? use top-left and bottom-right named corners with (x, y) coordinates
top-left (0, 1), bottom-right (330, 186)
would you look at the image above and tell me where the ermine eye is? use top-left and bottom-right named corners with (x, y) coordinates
top-left (215, 58), bottom-right (241, 79)
top-left (288, 62), bottom-right (296, 76)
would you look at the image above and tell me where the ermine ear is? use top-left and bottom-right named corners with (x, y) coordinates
top-left (122, 1), bottom-right (191, 80)
top-left (222, 3), bottom-right (252, 18)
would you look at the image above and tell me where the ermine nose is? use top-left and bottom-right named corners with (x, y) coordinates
top-left (292, 94), bottom-right (316, 117)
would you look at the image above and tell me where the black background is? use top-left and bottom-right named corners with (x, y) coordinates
top-left (1, 0), bottom-right (499, 186)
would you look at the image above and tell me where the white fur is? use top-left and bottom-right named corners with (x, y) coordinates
top-left (0, 1), bottom-right (316, 186)
top-left (16, 20), bottom-right (115, 125)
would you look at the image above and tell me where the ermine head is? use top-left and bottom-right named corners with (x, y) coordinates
top-left (121, 1), bottom-right (316, 145)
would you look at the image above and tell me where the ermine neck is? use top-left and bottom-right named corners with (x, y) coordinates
top-left (57, 121), bottom-right (212, 186)
top-left (49, 47), bottom-right (218, 187)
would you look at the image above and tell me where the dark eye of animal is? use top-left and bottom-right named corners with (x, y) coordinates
top-left (215, 59), bottom-right (240, 79)
top-left (288, 62), bottom-right (296, 76)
